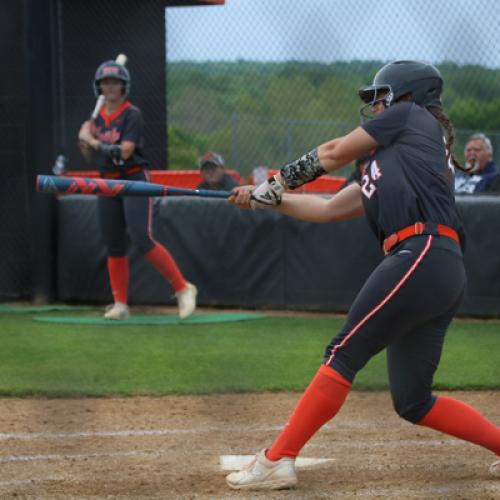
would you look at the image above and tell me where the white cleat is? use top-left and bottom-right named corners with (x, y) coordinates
top-left (103, 302), bottom-right (130, 320)
top-left (490, 460), bottom-right (500, 477)
top-left (176, 282), bottom-right (197, 320)
top-left (226, 449), bottom-right (297, 491)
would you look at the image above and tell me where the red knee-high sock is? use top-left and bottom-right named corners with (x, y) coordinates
top-left (144, 243), bottom-right (186, 293)
top-left (419, 396), bottom-right (500, 455)
top-left (107, 256), bottom-right (129, 304)
top-left (266, 364), bottom-right (351, 461)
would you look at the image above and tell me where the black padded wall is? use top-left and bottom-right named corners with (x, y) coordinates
top-left (0, 1), bottom-right (32, 299)
top-left (57, 196), bottom-right (500, 317)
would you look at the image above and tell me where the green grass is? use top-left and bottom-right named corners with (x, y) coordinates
top-left (0, 312), bottom-right (498, 396)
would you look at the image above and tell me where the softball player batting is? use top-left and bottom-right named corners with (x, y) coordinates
top-left (78, 60), bottom-right (197, 320)
top-left (227, 60), bottom-right (500, 490)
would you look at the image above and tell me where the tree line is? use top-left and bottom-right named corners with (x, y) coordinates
top-left (167, 60), bottom-right (500, 174)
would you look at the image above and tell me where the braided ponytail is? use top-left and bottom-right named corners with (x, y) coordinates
top-left (427, 106), bottom-right (466, 172)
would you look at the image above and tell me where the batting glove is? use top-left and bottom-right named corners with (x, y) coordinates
top-left (250, 175), bottom-right (286, 208)
top-left (98, 143), bottom-right (122, 163)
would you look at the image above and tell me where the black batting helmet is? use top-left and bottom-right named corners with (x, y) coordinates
top-left (359, 60), bottom-right (443, 109)
top-left (93, 60), bottom-right (131, 98)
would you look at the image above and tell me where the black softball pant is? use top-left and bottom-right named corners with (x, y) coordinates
top-left (97, 170), bottom-right (156, 256)
top-left (324, 234), bottom-right (466, 423)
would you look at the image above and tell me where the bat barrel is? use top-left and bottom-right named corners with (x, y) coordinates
top-left (36, 175), bottom-right (234, 199)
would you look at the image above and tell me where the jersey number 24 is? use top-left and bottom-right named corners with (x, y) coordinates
top-left (361, 160), bottom-right (382, 199)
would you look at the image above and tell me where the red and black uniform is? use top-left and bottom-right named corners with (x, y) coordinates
top-left (264, 64), bottom-right (500, 467)
top-left (324, 102), bottom-right (466, 422)
top-left (94, 101), bottom-right (154, 256)
top-left (93, 102), bottom-right (186, 303)
top-left (95, 101), bottom-right (147, 177)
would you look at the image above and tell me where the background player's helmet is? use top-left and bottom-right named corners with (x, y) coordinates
top-left (93, 61), bottom-right (131, 98)
top-left (358, 60), bottom-right (443, 109)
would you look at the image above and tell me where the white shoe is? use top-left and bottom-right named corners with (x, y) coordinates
top-left (176, 282), bottom-right (197, 320)
top-left (226, 449), bottom-right (297, 491)
top-left (103, 302), bottom-right (130, 320)
top-left (490, 460), bottom-right (500, 477)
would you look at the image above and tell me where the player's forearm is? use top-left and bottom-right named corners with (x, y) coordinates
top-left (275, 183), bottom-right (364, 223)
top-left (120, 140), bottom-right (135, 160)
top-left (316, 138), bottom-right (355, 173)
top-left (275, 194), bottom-right (336, 222)
top-left (317, 128), bottom-right (377, 174)
top-left (274, 128), bottom-right (377, 191)
top-left (79, 141), bottom-right (94, 162)
top-left (323, 183), bottom-right (365, 221)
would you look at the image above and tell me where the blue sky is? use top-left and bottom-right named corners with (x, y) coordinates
top-left (166, 0), bottom-right (500, 67)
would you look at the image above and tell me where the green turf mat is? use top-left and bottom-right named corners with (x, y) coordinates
top-left (32, 312), bottom-right (266, 325)
top-left (0, 304), bottom-right (95, 313)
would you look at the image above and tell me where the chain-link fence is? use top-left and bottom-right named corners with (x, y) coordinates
top-left (1, 0), bottom-right (168, 300)
top-left (166, 0), bottom-right (500, 178)
top-left (4, 0), bottom-right (500, 300)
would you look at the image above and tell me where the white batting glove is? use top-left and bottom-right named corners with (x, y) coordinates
top-left (250, 175), bottom-right (286, 209)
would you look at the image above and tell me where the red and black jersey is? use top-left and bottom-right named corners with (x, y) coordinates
top-left (360, 102), bottom-right (465, 247)
top-left (94, 101), bottom-right (148, 174)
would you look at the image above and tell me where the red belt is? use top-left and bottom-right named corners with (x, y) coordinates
top-left (383, 222), bottom-right (459, 255)
top-left (101, 166), bottom-right (142, 179)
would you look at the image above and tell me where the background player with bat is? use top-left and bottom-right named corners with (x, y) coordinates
top-left (78, 55), bottom-right (197, 320)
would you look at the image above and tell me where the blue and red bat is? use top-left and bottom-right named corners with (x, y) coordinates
top-left (36, 175), bottom-right (232, 199)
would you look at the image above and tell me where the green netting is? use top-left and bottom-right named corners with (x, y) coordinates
top-left (32, 312), bottom-right (266, 325)
top-left (0, 304), bottom-right (95, 313)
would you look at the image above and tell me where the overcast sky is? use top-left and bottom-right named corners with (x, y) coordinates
top-left (166, 0), bottom-right (500, 67)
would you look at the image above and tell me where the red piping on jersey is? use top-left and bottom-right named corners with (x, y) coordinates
top-left (325, 234), bottom-right (434, 367)
top-left (99, 100), bottom-right (131, 128)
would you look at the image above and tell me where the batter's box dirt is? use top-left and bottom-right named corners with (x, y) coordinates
top-left (0, 391), bottom-right (498, 499)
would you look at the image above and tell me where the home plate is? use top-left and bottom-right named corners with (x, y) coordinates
top-left (220, 455), bottom-right (335, 471)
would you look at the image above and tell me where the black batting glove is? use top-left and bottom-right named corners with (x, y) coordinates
top-left (98, 143), bottom-right (122, 162)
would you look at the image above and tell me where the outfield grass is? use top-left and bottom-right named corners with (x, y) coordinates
top-left (0, 312), bottom-right (498, 396)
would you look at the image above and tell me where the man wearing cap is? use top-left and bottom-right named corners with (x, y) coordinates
top-left (197, 152), bottom-right (240, 191)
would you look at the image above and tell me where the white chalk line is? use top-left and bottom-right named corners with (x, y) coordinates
top-left (0, 477), bottom-right (64, 488)
top-left (0, 426), bottom-right (281, 441)
top-left (0, 448), bottom-right (478, 470)
top-left (0, 420), bottom-right (413, 442)
top-left (0, 448), bottom-right (167, 464)
top-left (0, 426), bottom-right (468, 450)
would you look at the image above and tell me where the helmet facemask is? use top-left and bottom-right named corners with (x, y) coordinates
top-left (359, 86), bottom-right (394, 123)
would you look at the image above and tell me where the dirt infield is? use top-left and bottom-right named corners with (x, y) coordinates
top-left (0, 391), bottom-right (498, 499)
